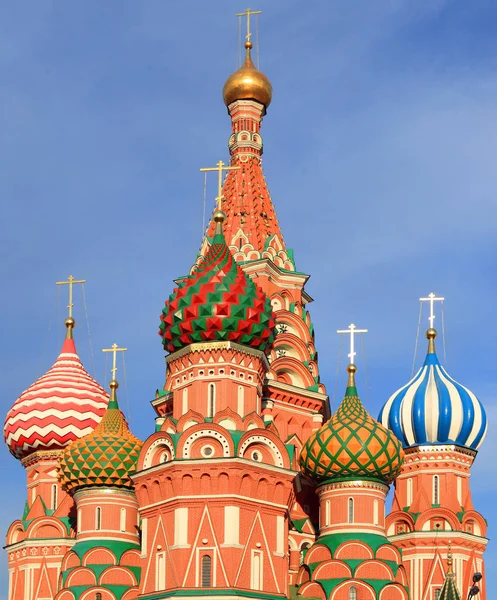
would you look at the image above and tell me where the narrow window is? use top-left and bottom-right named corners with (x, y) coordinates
top-left (182, 387), bottom-right (188, 413)
top-left (433, 475), bottom-right (439, 505)
top-left (201, 555), bottom-right (212, 587)
top-left (251, 551), bottom-right (263, 590)
top-left (457, 476), bottom-right (462, 505)
top-left (349, 586), bottom-right (357, 600)
top-left (51, 484), bottom-right (58, 510)
top-left (96, 593), bottom-right (102, 600)
top-left (407, 478), bottom-right (413, 506)
top-left (434, 589), bottom-right (441, 600)
top-left (77, 508), bottom-right (82, 534)
top-left (325, 500), bottom-right (330, 527)
top-left (348, 498), bottom-right (354, 524)
top-left (156, 552), bottom-right (166, 590)
top-left (141, 517), bottom-right (148, 557)
top-left (208, 384), bottom-right (215, 417)
top-left (96, 507), bottom-right (102, 531)
top-left (120, 507), bottom-right (126, 532)
top-left (237, 385), bottom-right (244, 416)
top-left (373, 499), bottom-right (379, 526)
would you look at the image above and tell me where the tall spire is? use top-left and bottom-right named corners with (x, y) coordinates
top-left (439, 544), bottom-right (462, 600)
top-left (56, 274), bottom-right (86, 339)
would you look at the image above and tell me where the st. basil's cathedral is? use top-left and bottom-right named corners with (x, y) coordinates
top-left (3, 11), bottom-right (488, 600)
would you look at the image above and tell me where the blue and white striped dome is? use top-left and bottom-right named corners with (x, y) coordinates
top-left (379, 330), bottom-right (487, 451)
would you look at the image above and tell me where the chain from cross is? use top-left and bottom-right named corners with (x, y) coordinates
top-left (337, 323), bottom-right (368, 366)
top-left (200, 160), bottom-right (240, 210)
top-left (420, 292), bottom-right (444, 329)
top-left (102, 343), bottom-right (128, 382)
top-left (56, 275), bottom-right (86, 318)
top-left (236, 7), bottom-right (262, 43)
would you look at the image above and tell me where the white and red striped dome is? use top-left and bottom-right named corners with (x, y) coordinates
top-left (4, 332), bottom-right (109, 460)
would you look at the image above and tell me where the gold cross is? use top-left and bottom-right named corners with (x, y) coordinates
top-left (102, 343), bottom-right (128, 382)
top-left (200, 160), bottom-right (240, 209)
top-left (56, 275), bottom-right (86, 318)
top-left (236, 7), bottom-right (262, 43)
top-left (337, 324), bottom-right (368, 365)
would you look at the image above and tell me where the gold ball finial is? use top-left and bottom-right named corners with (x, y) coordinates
top-left (213, 209), bottom-right (226, 224)
top-left (426, 328), bottom-right (437, 340)
top-left (65, 317), bottom-right (75, 329)
top-left (245, 40), bottom-right (253, 50)
top-left (347, 364), bottom-right (357, 374)
top-left (109, 380), bottom-right (119, 390)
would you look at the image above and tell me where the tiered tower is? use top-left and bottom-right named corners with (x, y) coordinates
top-left (135, 213), bottom-right (296, 597)
top-left (379, 300), bottom-right (488, 600)
top-left (56, 349), bottom-right (143, 600)
top-left (150, 11), bottom-right (330, 584)
top-left (3, 287), bottom-right (109, 600)
top-left (297, 350), bottom-right (408, 600)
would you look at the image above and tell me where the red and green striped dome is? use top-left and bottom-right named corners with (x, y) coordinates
top-left (159, 219), bottom-right (275, 353)
top-left (300, 366), bottom-right (404, 485)
top-left (59, 383), bottom-right (143, 492)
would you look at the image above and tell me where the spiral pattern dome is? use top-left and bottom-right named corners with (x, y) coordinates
top-left (59, 382), bottom-right (143, 492)
top-left (378, 329), bottom-right (487, 451)
top-left (300, 366), bottom-right (404, 485)
top-left (4, 324), bottom-right (109, 460)
top-left (159, 218), bottom-right (275, 353)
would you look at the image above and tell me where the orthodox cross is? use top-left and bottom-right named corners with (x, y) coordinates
top-left (236, 7), bottom-right (262, 43)
top-left (200, 160), bottom-right (240, 209)
top-left (56, 274), bottom-right (86, 318)
top-left (420, 292), bottom-right (444, 329)
top-left (102, 343), bottom-right (128, 382)
top-left (337, 323), bottom-right (368, 365)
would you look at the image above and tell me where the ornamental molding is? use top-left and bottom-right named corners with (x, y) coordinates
top-left (404, 444), bottom-right (476, 459)
top-left (21, 450), bottom-right (63, 467)
top-left (74, 486), bottom-right (138, 501)
top-left (317, 480), bottom-right (389, 493)
top-left (166, 341), bottom-right (269, 368)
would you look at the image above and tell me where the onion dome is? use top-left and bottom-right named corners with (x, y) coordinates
top-left (378, 329), bottom-right (487, 451)
top-left (300, 365), bottom-right (404, 485)
top-left (159, 210), bottom-right (275, 353)
top-left (223, 41), bottom-right (272, 110)
top-left (4, 318), bottom-right (108, 460)
top-left (59, 379), bottom-right (142, 493)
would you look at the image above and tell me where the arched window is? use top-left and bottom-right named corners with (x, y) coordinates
top-left (407, 478), bottom-right (413, 506)
top-left (373, 499), bottom-right (379, 525)
top-left (348, 498), bottom-right (354, 524)
top-left (201, 555), bottom-right (212, 587)
top-left (96, 507), bottom-right (102, 531)
top-left (51, 484), bottom-right (58, 510)
top-left (349, 586), bottom-right (357, 600)
top-left (237, 385), bottom-right (244, 416)
top-left (300, 543), bottom-right (310, 565)
top-left (433, 475), bottom-right (440, 505)
top-left (96, 593), bottom-right (102, 600)
top-left (208, 384), bottom-right (216, 417)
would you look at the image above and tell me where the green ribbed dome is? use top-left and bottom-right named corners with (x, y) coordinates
top-left (300, 367), bottom-right (404, 485)
top-left (59, 384), bottom-right (143, 492)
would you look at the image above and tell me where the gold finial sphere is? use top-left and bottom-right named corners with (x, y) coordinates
top-left (347, 364), bottom-right (357, 374)
top-left (65, 317), bottom-right (75, 329)
top-left (426, 328), bottom-right (437, 340)
top-left (213, 209), bottom-right (226, 223)
top-left (245, 40), bottom-right (253, 49)
top-left (109, 380), bottom-right (119, 390)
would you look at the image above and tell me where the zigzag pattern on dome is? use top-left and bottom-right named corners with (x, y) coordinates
top-left (4, 336), bottom-right (109, 460)
top-left (160, 226), bottom-right (275, 353)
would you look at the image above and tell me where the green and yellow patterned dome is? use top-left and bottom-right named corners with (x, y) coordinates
top-left (300, 365), bottom-right (404, 485)
top-left (59, 381), bottom-right (143, 493)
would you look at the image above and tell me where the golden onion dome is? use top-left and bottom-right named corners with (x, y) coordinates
top-left (223, 41), bottom-right (272, 109)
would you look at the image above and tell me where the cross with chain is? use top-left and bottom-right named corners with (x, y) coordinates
top-left (200, 160), bottom-right (240, 209)
top-left (337, 323), bottom-right (368, 365)
top-left (420, 292), bottom-right (444, 329)
top-left (102, 343), bottom-right (128, 382)
top-left (236, 7), bottom-right (262, 43)
top-left (56, 274), bottom-right (86, 318)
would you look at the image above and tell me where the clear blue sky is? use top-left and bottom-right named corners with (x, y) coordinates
top-left (1, 1), bottom-right (496, 597)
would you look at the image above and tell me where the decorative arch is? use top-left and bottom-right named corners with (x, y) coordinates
top-left (313, 560), bottom-right (352, 580)
top-left (80, 589), bottom-right (117, 600)
top-left (140, 434), bottom-right (175, 470)
top-left (238, 430), bottom-right (289, 468)
top-left (214, 407), bottom-right (244, 430)
top-left (305, 544), bottom-right (332, 565)
top-left (330, 580), bottom-right (376, 600)
top-left (299, 581), bottom-right (326, 600)
top-left (355, 560), bottom-right (394, 580)
top-left (61, 551), bottom-right (80, 571)
top-left (335, 541), bottom-right (373, 561)
top-left (379, 583), bottom-right (409, 600)
top-left (272, 356), bottom-right (315, 388)
top-left (99, 566), bottom-right (137, 586)
top-left (120, 549), bottom-right (141, 568)
top-left (82, 547), bottom-right (117, 566)
top-left (178, 423), bottom-right (233, 458)
top-left (27, 517), bottom-right (66, 539)
top-left (6, 521), bottom-right (24, 545)
top-left (66, 567), bottom-right (97, 587)
top-left (415, 508), bottom-right (460, 532)
top-left (376, 544), bottom-right (401, 563)
top-left (176, 409), bottom-right (205, 432)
